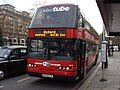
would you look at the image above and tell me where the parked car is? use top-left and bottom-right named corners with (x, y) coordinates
top-left (0, 45), bottom-right (27, 80)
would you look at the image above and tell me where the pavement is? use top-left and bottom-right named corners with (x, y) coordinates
top-left (79, 51), bottom-right (120, 90)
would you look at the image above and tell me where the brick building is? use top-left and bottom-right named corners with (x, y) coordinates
top-left (0, 4), bottom-right (31, 46)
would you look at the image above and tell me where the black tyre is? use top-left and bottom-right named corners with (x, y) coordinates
top-left (0, 70), bottom-right (5, 80)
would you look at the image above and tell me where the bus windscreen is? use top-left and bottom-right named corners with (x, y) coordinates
top-left (29, 5), bottom-right (77, 28)
top-left (28, 38), bottom-right (75, 60)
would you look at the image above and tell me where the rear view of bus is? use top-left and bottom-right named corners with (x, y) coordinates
top-left (27, 4), bottom-right (99, 81)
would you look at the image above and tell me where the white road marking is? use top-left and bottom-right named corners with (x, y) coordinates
top-left (17, 77), bottom-right (30, 83)
top-left (0, 85), bottom-right (4, 88)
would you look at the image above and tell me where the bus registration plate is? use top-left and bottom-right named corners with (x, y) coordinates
top-left (42, 74), bottom-right (53, 78)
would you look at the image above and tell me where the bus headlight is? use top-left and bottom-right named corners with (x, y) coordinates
top-left (58, 66), bottom-right (74, 71)
top-left (63, 67), bottom-right (65, 70)
top-left (28, 64), bottom-right (32, 67)
top-left (66, 67), bottom-right (70, 70)
top-left (59, 67), bottom-right (62, 70)
top-left (28, 64), bottom-right (37, 67)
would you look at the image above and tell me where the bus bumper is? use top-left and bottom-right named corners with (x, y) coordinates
top-left (28, 72), bottom-right (77, 81)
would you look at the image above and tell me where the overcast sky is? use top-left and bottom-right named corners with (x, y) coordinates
top-left (0, 0), bottom-right (103, 34)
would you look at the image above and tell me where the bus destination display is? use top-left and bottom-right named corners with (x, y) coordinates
top-left (35, 30), bottom-right (66, 37)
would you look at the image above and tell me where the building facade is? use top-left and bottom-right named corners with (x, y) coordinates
top-left (0, 4), bottom-right (31, 46)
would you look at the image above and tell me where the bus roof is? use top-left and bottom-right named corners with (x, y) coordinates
top-left (39, 4), bottom-right (77, 8)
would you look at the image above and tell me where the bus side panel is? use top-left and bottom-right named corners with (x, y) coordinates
top-left (86, 51), bottom-right (98, 70)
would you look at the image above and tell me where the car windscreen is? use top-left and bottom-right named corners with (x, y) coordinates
top-left (29, 5), bottom-right (77, 28)
top-left (0, 48), bottom-right (11, 59)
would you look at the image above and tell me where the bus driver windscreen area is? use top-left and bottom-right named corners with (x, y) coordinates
top-left (29, 39), bottom-right (75, 60)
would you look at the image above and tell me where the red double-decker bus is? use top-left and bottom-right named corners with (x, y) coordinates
top-left (27, 4), bottom-right (99, 81)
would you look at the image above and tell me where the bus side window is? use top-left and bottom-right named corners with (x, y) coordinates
top-left (86, 43), bottom-right (90, 57)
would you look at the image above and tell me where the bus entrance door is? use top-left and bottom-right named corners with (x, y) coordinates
top-left (80, 41), bottom-right (86, 79)
top-left (75, 40), bottom-right (86, 79)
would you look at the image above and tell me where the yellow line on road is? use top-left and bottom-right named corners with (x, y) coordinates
top-left (0, 85), bottom-right (4, 88)
top-left (17, 77), bottom-right (30, 83)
